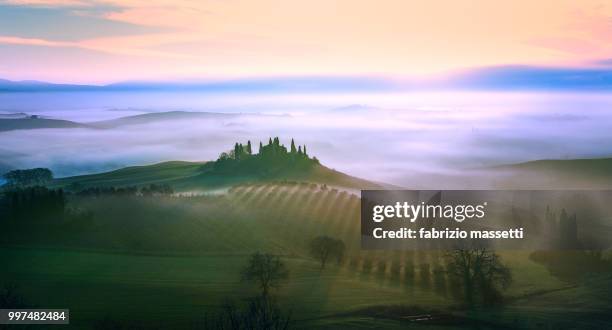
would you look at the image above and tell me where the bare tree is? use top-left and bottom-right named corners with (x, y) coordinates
top-left (205, 296), bottom-right (292, 330)
top-left (309, 236), bottom-right (345, 269)
top-left (445, 247), bottom-right (512, 306)
top-left (242, 252), bottom-right (289, 297)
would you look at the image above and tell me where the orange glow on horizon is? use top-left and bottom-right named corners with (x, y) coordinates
top-left (0, 0), bottom-right (611, 83)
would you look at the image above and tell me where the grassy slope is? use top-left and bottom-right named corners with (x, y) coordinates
top-left (52, 160), bottom-right (388, 191)
top-left (0, 247), bottom-right (442, 329)
top-left (0, 185), bottom-right (442, 328)
top-left (1, 183), bottom-right (589, 329)
top-left (52, 161), bottom-right (206, 190)
top-left (6, 158), bottom-right (612, 328)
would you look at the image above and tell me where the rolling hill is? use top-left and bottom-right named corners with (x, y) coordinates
top-left (52, 137), bottom-right (390, 191)
top-left (90, 111), bottom-right (253, 128)
top-left (0, 117), bottom-right (89, 131)
top-left (1, 179), bottom-right (598, 329)
top-left (499, 157), bottom-right (612, 176)
top-left (52, 160), bottom-right (387, 191)
top-left (4, 153), bottom-right (612, 329)
top-left (491, 157), bottom-right (612, 188)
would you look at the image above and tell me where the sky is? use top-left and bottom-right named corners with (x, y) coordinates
top-left (0, 0), bottom-right (612, 83)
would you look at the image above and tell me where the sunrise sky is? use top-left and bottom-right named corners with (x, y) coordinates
top-left (1, 0), bottom-right (612, 84)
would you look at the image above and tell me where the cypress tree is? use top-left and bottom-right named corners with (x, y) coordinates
top-left (290, 139), bottom-right (297, 154)
top-left (259, 141), bottom-right (263, 154)
top-left (247, 140), bottom-right (252, 154)
top-left (298, 146), bottom-right (302, 155)
top-left (234, 143), bottom-right (240, 160)
top-left (303, 145), bottom-right (307, 157)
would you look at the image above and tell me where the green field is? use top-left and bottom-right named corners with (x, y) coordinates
top-left (3, 180), bottom-right (610, 328)
top-left (0, 248), bottom-right (443, 329)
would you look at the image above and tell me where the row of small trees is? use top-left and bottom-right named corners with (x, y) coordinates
top-left (74, 184), bottom-right (174, 197)
top-left (241, 237), bottom-right (512, 309)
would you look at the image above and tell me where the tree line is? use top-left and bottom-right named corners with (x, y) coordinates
top-left (3, 186), bottom-right (65, 221)
top-left (73, 184), bottom-right (174, 197)
top-left (2, 168), bottom-right (53, 188)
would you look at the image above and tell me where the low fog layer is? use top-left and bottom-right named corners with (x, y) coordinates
top-left (1, 91), bottom-right (612, 188)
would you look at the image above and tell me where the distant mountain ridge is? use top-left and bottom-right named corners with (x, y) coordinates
top-left (0, 79), bottom-right (98, 92)
top-left (3, 65), bottom-right (612, 92)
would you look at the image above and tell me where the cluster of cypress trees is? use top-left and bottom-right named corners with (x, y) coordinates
top-left (219, 137), bottom-right (310, 162)
top-left (259, 137), bottom-right (308, 158)
top-left (211, 137), bottom-right (317, 174)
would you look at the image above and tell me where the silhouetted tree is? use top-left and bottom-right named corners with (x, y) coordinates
top-left (390, 260), bottom-right (401, 279)
top-left (205, 296), bottom-right (291, 330)
top-left (247, 140), bottom-right (252, 154)
top-left (445, 247), bottom-right (512, 306)
top-left (419, 263), bottom-right (431, 289)
top-left (242, 252), bottom-right (289, 297)
top-left (308, 236), bottom-right (345, 269)
top-left (404, 260), bottom-right (415, 283)
top-left (433, 265), bottom-right (448, 296)
top-left (234, 143), bottom-right (241, 160)
top-left (290, 139), bottom-right (296, 154)
top-left (559, 208), bottom-right (579, 248)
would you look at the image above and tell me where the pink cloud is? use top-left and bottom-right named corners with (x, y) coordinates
top-left (0, 36), bottom-right (76, 47)
top-left (0, 34), bottom-right (202, 59)
top-left (0, 0), bottom-right (90, 6)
